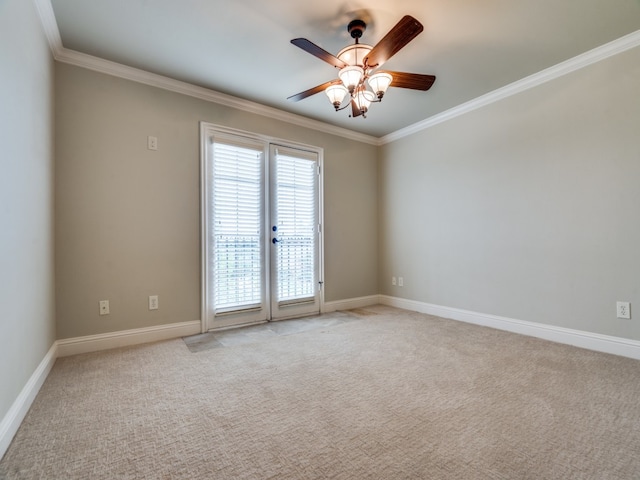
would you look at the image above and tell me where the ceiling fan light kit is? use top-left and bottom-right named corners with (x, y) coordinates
top-left (289, 15), bottom-right (436, 119)
top-left (368, 72), bottom-right (393, 99)
top-left (325, 84), bottom-right (349, 108)
top-left (337, 43), bottom-right (372, 67)
top-left (339, 65), bottom-right (365, 93)
top-left (354, 88), bottom-right (375, 115)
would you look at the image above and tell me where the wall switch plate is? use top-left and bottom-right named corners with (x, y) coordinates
top-left (149, 295), bottom-right (159, 310)
top-left (616, 301), bottom-right (631, 319)
top-left (398, 277), bottom-right (404, 287)
top-left (147, 136), bottom-right (158, 151)
top-left (99, 300), bottom-right (110, 315)
top-left (392, 276), bottom-right (397, 286)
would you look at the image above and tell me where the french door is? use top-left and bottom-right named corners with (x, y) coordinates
top-left (201, 125), bottom-right (322, 330)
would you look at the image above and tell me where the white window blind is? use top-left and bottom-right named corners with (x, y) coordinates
top-left (274, 151), bottom-right (317, 303)
top-left (211, 141), bottom-right (263, 312)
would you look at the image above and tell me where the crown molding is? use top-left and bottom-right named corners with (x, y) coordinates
top-left (55, 49), bottom-right (381, 146)
top-left (33, 0), bottom-right (63, 55)
top-left (380, 29), bottom-right (640, 145)
top-left (33, 0), bottom-right (638, 147)
top-left (30, 0), bottom-right (380, 147)
top-left (32, 1), bottom-right (379, 145)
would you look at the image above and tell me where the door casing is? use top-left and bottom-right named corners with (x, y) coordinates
top-left (199, 122), bottom-right (324, 333)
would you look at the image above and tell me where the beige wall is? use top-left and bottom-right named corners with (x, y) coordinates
top-left (55, 63), bottom-right (378, 339)
top-left (379, 46), bottom-right (640, 340)
top-left (5, 3), bottom-right (635, 401)
top-left (0, 0), bottom-right (56, 420)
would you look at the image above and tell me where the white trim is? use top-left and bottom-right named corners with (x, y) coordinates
top-left (3, 297), bottom-right (638, 460)
top-left (56, 321), bottom-right (201, 357)
top-left (32, 0), bottom-right (63, 56)
top-left (0, 343), bottom-right (57, 460)
top-left (379, 295), bottom-right (640, 360)
top-left (323, 295), bottom-right (380, 313)
top-left (33, 0), bottom-right (378, 146)
top-left (317, 153), bottom-right (326, 314)
top-left (380, 29), bottom-right (640, 144)
top-left (54, 48), bottom-right (380, 146)
top-left (34, 0), bottom-right (640, 144)
top-left (269, 144), bottom-right (323, 321)
top-left (200, 123), bottom-right (326, 330)
top-left (199, 122), bottom-right (210, 334)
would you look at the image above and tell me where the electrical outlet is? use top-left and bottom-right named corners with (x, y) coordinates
top-left (147, 136), bottom-right (158, 151)
top-left (99, 300), bottom-right (110, 316)
top-left (392, 276), bottom-right (397, 286)
top-left (616, 301), bottom-right (631, 319)
top-left (149, 295), bottom-right (159, 310)
top-left (398, 277), bottom-right (404, 287)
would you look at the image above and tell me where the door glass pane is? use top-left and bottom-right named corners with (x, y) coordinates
top-left (211, 142), bottom-right (263, 312)
top-left (274, 152), bottom-right (317, 303)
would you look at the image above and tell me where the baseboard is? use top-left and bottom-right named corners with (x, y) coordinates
top-left (379, 295), bottom-right (640, 360)
top-left (4, 300), bottom-right (637, 462)
top-left (323, 295), bottom-right (380, 313)
top-left (57, 320), bottom-right (201, 357)
top-left (0, 342), bottom-right (57, 460)
top-left (1, 320), bottom-right (202, 458)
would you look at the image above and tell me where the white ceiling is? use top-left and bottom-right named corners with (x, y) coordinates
top-left (49, 0), bottom-right (640, 138)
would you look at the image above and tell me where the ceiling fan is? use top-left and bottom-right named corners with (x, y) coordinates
top-left (288, 15), bottom-right (436, 118)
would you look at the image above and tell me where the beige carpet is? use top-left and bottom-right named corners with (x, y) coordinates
top-left (2, 305), bottom-right (640, 479)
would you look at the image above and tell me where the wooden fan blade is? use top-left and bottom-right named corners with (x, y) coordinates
top-left (385, 71), bottom-right (436, 91)
top-left (364, 15), bottom-right (423, 69)
top-left (291, 38), bottom-right (348, 69)
top-left (351, 99), bottom-right (362, 117)
top-left (287, 79), bottom-right (341, 102)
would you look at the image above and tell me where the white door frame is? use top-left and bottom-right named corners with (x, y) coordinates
top-left (269, 144), bottom-right (321, 321)
top-left (199, 122), bottom-right (324, 333)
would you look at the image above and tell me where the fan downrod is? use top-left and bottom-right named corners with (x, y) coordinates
top-left (347, 19), bottom-right (366, 42)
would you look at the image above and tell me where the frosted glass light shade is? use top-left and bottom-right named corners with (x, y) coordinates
top-left (368, 72), bottom-right (393, 98)
top-left (325, 84), bottom-right (348, 108)
top-left (339, 66), bottom-right (364, 93)
top-left (337, 44), bottom-right (372, 67)
top-left (354, 89), bottom-right (375, 113)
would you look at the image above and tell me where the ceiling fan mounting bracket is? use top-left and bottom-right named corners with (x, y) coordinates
top-left (347, 19), bottom-right (367, 41)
